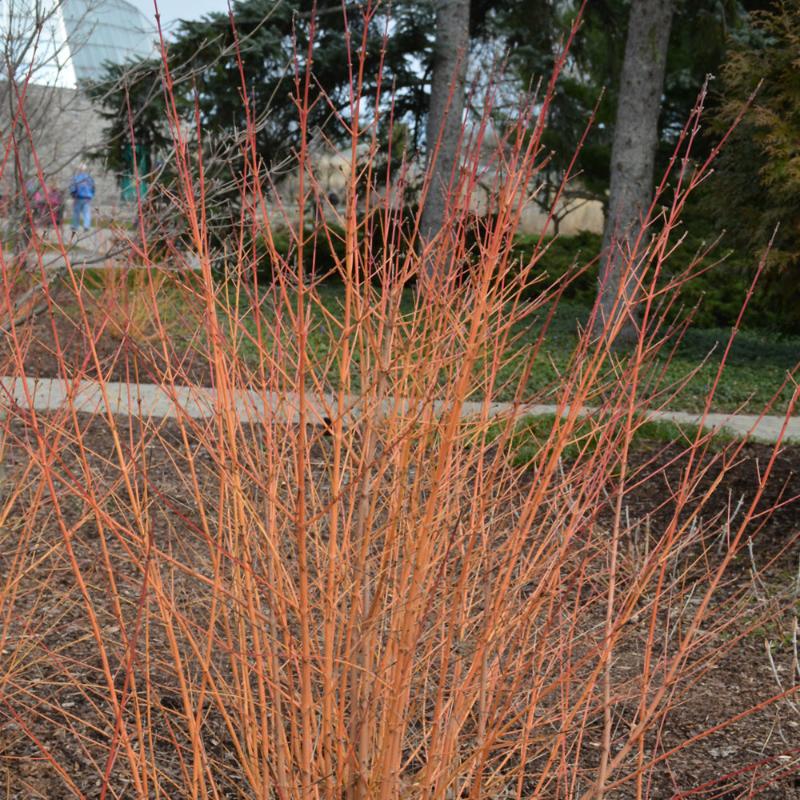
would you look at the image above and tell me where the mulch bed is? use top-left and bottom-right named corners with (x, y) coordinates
top-left (0, 408), bottom-right (797, 798)
top-left (1, 280), bottom-right (799, 797)
top-left (613, 442), bottom-right (800, 797)
top-left (1, 279), bottom-right (214, 386)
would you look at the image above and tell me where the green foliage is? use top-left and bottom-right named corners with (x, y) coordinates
top-left (169, 0), bottom-right (433, 164)
top-left (88, 0), bottom-right (436, 230)
top-left (90, 0), bottom-right (528, 178)
top-left (491, 207), bottom-right (795, 336)
top-left (658, 0), bottom-right (747, 148)
top-left (88, 0), bottom-right (528, 179)
top-left (655, 202), bottom-right (763, 330)
top-left (510, 230), bottom-right (601, 304)
top-left (707, 0), bottom-right (800, 331)
top-left (493, 1), bottom-right (619, 209)
top-left (513, 217), bottom-right (791, 332)
top-left (500, 1), bottom-right (749, 210)
top-left (86, 58), bottom-right (170, 175)
top-left (253, 223), bottom-right (347, 282)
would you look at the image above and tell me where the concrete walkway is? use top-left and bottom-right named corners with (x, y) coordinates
top-left (1, 375), bottom-right (797, 443)
top-left (3, 225), bottom-right (200, 272)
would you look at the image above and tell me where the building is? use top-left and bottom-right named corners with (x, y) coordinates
top-left (0, 0), bottom-right (157, 214)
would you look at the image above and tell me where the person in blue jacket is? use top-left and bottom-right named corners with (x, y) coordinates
top-left (69, 163), bottom-right (96, 234)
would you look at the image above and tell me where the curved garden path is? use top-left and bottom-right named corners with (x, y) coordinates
top-left (1, 375), bottom-right (797, 443)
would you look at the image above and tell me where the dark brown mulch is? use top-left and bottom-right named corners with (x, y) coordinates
top-left (1, 280), bottom-right (214, 386)
top-left (623, 439), bottom-right (800, 551)
top-left (617, 441), bottom-right (800, 798)
top-left (0, 409), bottom-right (797, 798)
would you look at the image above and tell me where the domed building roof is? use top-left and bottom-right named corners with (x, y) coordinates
top-left (1, 0), bottom-right (157, 89)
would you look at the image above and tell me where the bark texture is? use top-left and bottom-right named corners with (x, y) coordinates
top-left (419, 0), bottom-right (470, 285)
top-left (598, 0), bottom-right (675, 340)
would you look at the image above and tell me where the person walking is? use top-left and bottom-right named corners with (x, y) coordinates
top-left (69, 163), bottom-right (95, 234)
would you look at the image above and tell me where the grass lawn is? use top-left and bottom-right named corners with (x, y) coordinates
top-left (228, 282), bottom-right (798, 414)
top-left (491, 415), bottom-right (742, 467)
top-left (71, 271), bottom-right (799, 415)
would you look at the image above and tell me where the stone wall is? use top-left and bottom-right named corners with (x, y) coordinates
top-left (272, 146), bottom-right (605, 237)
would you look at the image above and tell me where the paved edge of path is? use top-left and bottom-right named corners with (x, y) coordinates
top-left (0, 375), bottom-right (797, 444)
top-left (2, 245), bottom-right (201, 273)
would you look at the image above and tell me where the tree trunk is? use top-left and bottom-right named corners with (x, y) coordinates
top-left (597, 0), bottom-right (675, 342)
top-left (419, 0), bottom-right (470, 287)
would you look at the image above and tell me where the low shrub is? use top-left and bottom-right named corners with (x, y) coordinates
top-left (519, 204), bottom-right (799, 333)
top-left (251, 222), bottom-right (348, 282)
top-left (510, 229), bottom-right (602, 305)
top-left (0, 13), bottom-right (797, 800)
